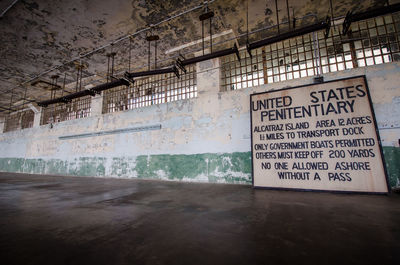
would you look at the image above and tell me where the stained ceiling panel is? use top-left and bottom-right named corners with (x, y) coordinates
top-left (0, 0), bottom-right (396, 116)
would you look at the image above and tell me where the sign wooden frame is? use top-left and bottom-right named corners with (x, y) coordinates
top-left (250, 76), bottom-right (389, 194)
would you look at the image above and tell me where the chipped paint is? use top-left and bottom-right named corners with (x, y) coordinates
top-left (71, 136), bottom-right (115, 154)
top-left (27, 139), bottom-right (58, 157)
top-left (0, 61), bottom-right (399, 188)
top-left (1, 148), bottom-right (399, 186)
top-left (3, 0), bottom-right (388, 111)
top-left (0, 153), bottom-right (252, 184)
top-left (383, 147), bottom-right (400, 187)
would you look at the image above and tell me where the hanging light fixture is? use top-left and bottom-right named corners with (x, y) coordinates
top-left (125, 26), bottom-right (180, 80)
top-left (176, 4), bottom-right (241, 66)
top-left (38, 53), bottom-right (131, 107)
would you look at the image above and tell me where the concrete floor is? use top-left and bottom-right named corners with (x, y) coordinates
top-left (0, 172), bottom-right (399, 265)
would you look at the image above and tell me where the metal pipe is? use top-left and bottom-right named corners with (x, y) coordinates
top-left (111, 53), bottom-right (115, 78)
top-left (11, 13), bottom-right (318, 111)
top-left (128, 37), bottom-right (132, 72)
top-left (17, 0), bottom-right (217, 86)
top-left (292, 8), bottom-right (296, 28)
top-left (0, 14), bottom-right (318, 110)
top-left (75, 66), bottom-right (80, 92)
top-left (3, 14), bottom-right (323, 112)
top-left (275, 0), bottom-right (280, 34)
top-left (31, 79), bottom-right (62, 89)
top-left (286, 0), bottom-right (291, 29)
top-left (312, 31), bottom-right (321, 76)
top-left (248, 21), bottom-right (328, 51)
top-left (113, 13), bottom-right (318, 77)
top-left (38, 78), bottom-right (130, 107)
top-left (12, 12), bottom-right (314, 96)
top-left (107, 55), bottom-right (110, 82)
top-left (37, 97), bottom-right (63, 107)
top-left (210, 16), bottom-right (213, 53)
top-left (246, 0), bottom-right (249, 43)
top-left (50, 78), bottom-right (54, 100)
top-left (91, 78), bottom-right (130, 93)
top-left (0, 0), bottom-right (19, 18)
top-left (65, 90), bottom-right (92, 101)
top-left (148, 39), bottom-right (151, 70)
top-left (61, 73), bottom-right (66, 97)
top-left (202, 20), bottom-right (205, 55)
top-left (329, 0), bottom-right (336, 30)
top-left (79, 65), bottom-right (83, 91)
top-left (22, 84), bottom-right (28, 109)
top-left (9, 87), bottom-right (14, 111)
top-left (155, 39), bottom-right (157, 69)
top-left (54, 76), bottom-right (59, 97)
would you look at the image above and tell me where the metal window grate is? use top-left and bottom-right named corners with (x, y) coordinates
top-left (221, 12), bottom-right (400, 90)
top-left (221, 49), bottom-right (265, 91)
top-left (41, 96), bottom-right (92, 125)
top-left (350, 14), bottom-right (400, 67)
top-left (3, 109), bottom-right (34, 132)
top-left (103, 64), bottom-right (197, 113)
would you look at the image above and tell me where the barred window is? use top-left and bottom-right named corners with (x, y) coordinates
top-left (221, 49), bottom-right (265, 91)
top-left (350, 14), bottom-right (400, 67)
top-left (3, 109), bottom-right (34, 133)
top-left (103, 64), bottom-right (197, 113)
top-left (41, 96), bottom-right (91, 125)
top-left (221, 12), bottom-right (400, 90)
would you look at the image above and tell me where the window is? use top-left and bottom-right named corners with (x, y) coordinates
top-left (221, 49), bottom-right (265, 91)
top-left (41, 96), bottom-right (91, 125)
top-left (3, 109), bottom-right (34, 132)
top-left (221, 12), bottom-right (400, 90)
top-left (103, 64), bottom-right (197, 113)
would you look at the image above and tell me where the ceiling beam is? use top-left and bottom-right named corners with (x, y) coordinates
top-left (14, 0), bottom-right (217, 88)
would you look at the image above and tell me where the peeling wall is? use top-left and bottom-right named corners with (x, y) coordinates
top-left (0, 60), bottom-right (399, 188)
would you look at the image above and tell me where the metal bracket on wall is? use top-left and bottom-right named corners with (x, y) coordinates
top-left (59, 124), bottom-right (162, 140)
top-left (324, 16), bottom-right (331, 39)
top-left (313, 76), bottom-right (324, 83)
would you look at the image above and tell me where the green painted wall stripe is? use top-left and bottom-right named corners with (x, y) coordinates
top-left (383, 146), bottom-right (400, 188)
top-left (0, 152), bottom-right (252, 184)
top-left (0, 148), bottom-right (398, 188)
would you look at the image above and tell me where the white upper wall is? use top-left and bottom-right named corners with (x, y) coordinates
top-left (0, 61), bottom-right (399, 161)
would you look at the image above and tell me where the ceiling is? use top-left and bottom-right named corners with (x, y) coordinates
top-left (0, 0), bottom-right (395, 116)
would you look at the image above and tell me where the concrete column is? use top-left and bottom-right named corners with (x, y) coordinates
top-left (33, 109), bottom-right (42, 128)
top-left (0, 116), bottom-right (5, 133)
top-left (28, 103), bottom-right (42, 128)
top-left (91, 93), bottom-right (103, 116)
top-left (195, 49), bottom-right (221, 94)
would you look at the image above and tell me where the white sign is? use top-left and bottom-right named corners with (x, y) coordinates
top-left (250, 76), bottom-right (388, 193)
